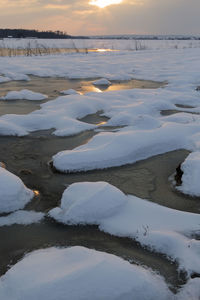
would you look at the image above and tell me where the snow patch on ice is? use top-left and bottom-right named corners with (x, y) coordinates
top-left (0, 167), bottom-right (34, 213)
top-left (177, 151), bottom-right (200, 196)
top-left (0, 76), bottom-right (11, 83)
top-left (50, 182), bottom-right (200, 276)
top-left (49, 182), bottom-right (127, 224)
top-left (0, 119), bottom-right (28, 136)
top-left (60, 89), bottom-right (80, 95)
top-left (1, 89), bottom-right (47, 101)
top-left (92, 78), bottom-right (112, 86)
top-left (0, 246), bottom-right (173, 300)
top-left (0, 210), bottom-right (44, 226)
top-left (52, 122), bottom-right (199, 172)
top-left (4, 72), bottom-right (30, 82)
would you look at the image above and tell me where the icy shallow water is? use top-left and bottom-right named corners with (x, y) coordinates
top-left (0, 129), bottom-right (198, 289)
top-left (0, 75), bottom-right (199, 294)
top-left (0, 76), bottom-right (166, 116)
top-left (0, 220), bottom-right (185, 291)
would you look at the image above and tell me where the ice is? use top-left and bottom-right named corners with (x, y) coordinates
top-left (0, 246), bottom-right (173, 300)
top-left (0, 167), bottom-right (34, 213)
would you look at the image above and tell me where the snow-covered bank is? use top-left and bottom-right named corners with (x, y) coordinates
top-left (49, 182), bottom-right (200, 276)
top-left (0, 167), bottom-right (34, 213)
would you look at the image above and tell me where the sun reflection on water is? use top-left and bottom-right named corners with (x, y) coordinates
top-left (33, 190), bottom-right (40, 197)
top-left (96, 48), bottom-right (117, 52)
top-left (97, 121), bottom-right (107, 126)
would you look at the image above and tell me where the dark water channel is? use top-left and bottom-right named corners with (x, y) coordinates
top-left (0, 76), bottom-right (197, 291)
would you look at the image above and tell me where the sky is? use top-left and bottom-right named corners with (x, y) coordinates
top-left (0, 0), bottom-right (200, 36)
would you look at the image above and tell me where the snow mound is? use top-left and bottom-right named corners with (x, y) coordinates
top-left (50, 181), bottom-right (200, 276)
top-left (52, 123), bottom-right (190, 172)
top-left (0, 210), bottom-right (44, 226)
top-left (92, 78), bottom-right (112, 86)
top-left (0, 119), bottom-right (28, 136)
top-left (177, 278), bottom-right (200, 300)
top-left (49, 182), bottom-right (127, 224)
top-left (1, 89), bottom-right (47, 101)
top-left (60, 89), bottom-right (80, 95)
top-left (0, 246), bottom-right (173, 300)
top-left (0, 167), bottom-right (34, 213)
top-left (4, 72), bottom-right (30, 81)
top-left (0, 76), bottom-right (10, 83)
top-left (177, 151), bottom-right (200, 196)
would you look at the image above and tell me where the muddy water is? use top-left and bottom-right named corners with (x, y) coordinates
top-left (0, 77), bottom-right (195, 290)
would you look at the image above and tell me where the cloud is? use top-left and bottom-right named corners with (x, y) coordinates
top-left (0, 0), bottom-right (200, 35)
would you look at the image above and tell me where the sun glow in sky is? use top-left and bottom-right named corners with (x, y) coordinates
top-left (0, 0), bottom-right (200, 36)
top-left (89, 0), bottom-right (122, 8)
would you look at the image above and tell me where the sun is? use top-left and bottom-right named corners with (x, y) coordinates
top-left (89, 0), bottom-right (123, 8)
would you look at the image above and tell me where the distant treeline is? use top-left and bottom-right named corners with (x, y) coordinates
top-left (0, 29), bottom-right (89, 39)
top-left (91, 35), bottom-right (200, 40)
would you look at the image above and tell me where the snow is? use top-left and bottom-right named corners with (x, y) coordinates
top-left (92, 78), bottom-right (111, 86)
top-left (52, 122), bottom-right (199, 172)
top-left (49, 182), bottom-right (127, 224)
top-left (1, 89), bottom-right (47, 101)
top-left (0, 210), bottom-right (44, 226)
top-left (2, 48), bottom-right (200, 144)
top-left (0, 246), bottom-right (173, 300)
top-left (0, 167), bottom-right (34, 213)
top-left (60, 89), bottom-right (80, 95)
top-left (177, 278), bottom-right (200, 300)
top-left (3, 72), bottom-right (30, 81)
top-left (1, 43), bottom-right (200, 296)
top-left (50, 182), bottom-right (200, 276)
top-left (2, 37), bottom-right (200, 52)
top-left (0, 76), bottom-right (10, 83)
top-left (177, 151), bottom-right (200, 196)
